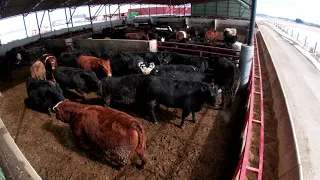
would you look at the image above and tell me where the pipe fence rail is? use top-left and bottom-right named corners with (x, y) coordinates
top-left (232, 34), bottom-right (264, 180)
top-left (157, 41), bottom-right (240, 60)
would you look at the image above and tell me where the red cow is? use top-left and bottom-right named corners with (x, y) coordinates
top-left (176, 30), bottom-right (189, 41)
top-left (205, 30), bottom-right (218, 43)
top-left (124, 33), bottom-right (148, 40)
top-left (53, 100), bottom-right (148, 168)
top-left (77, 55), bottom-right (112, 78)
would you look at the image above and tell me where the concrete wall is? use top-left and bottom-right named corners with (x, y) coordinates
top-left (257, 31), bottom-right (302, 180)
top-left (0, 119), bottom-right (41, 180)
top-left (74, 39), bottom-right (157, 53)
top-left (191, 0), bottom-right (251, 19)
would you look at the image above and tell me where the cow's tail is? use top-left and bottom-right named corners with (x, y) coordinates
top-left (131, 121), bottom-right (148, 167)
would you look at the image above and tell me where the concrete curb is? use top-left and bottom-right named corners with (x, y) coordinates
top-left (0, 118), bottom-right (41, 180)
top-left (257, 24), bottom-right (303, 180)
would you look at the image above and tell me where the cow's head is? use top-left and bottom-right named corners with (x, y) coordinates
top-left (202, 84), bottom-right (220, 108)
top-left (43, 55), bottom-right (57, 71)
top-left (99, 59), bottom-right (112, 77)
top-left (52, 99), bottom-right (69, 121)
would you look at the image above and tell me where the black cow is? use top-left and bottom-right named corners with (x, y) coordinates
top-left (26, 77), bottom-right (65, 116)
top-left (206, 57), bottom-right (241, 109)
top-left (168, 52), bottom-right (209, 72)
top-left (150, 64), bottom-right (206, 82)
top-left (99, 74), bottom-right (147, 106)
top-left (137, 76), bottom-right (220, 128)
top-left (102, 51), bottom-right (145, 76)
top-left (53, 66), bottom-right (102, 100)
top-left (135, 51), bottom-right (172, 65)
top-left (0, 55), bottom-right (13, 82)
top-left (58, 50), bottom-right (100, 67)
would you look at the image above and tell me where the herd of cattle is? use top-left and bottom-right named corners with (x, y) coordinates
top-left (24, 46), bottom-right (241, 169)
top-left (92, 24), bottom-right (242, 57)
top-left (0, 24), bottom-right (242, 169)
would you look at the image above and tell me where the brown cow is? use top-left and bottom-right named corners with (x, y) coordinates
top-left (124, 33), bottom-right (148, 40)
top-left (77, 55), bottom-right (112, 79)
top-left (176, 30), bottom-right (189, 41)
top-left (53, 100), bottom-right (148, 168)
top-left (104, 37), bottom-right (111, 40)
top-left (39, 54), bottom-right (57, 82)
top-left (205, 30), bottom-right (218, 43)
top-left (30, 60), bottom-right (47, 81)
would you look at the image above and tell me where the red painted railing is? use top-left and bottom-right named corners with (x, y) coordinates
top-left (232, 34), bottom-right (265, 180)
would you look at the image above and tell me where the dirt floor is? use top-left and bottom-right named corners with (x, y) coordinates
top-left (0, 67), bottom-right (246, 180)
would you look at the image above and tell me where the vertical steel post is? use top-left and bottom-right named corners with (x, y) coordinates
top-left (314, 43), bottom-right (318, 53)
top-left (118, 4), bottom-right (121, 19)
top-left (35, 11), bottom-right (42, 38)
top-left (88, 5), bottom-right (93, 29)
top-left (109, 5), bottom-right (113, 27)
top-left (64, 8), bottom-right (70, 33)
top-left (48, 10), bottom-right (52, 32)
top-left (247, 0), bottom-right (257, 46)
top-left (148, 3), bottom-right (150, 17)
top-left (69, 7), bottom-right (73, 27)
top-left (184, 1), bottom-right (186, 16)
top-left (22, 15), bottom-right (28, 37)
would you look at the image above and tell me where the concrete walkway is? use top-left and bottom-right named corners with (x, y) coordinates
top-left (259, 22), bottom-right (320, 180)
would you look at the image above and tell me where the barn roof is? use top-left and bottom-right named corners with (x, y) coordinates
top-left (0, 0), bottom-right (251, 19)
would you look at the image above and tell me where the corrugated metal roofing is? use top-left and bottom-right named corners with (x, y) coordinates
top-left (0, 0), bottom-right (246, 19)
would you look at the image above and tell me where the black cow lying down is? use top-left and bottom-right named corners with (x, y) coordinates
top-left (98, 74), bottom-right (147, 106)
top-left (53, 66), bottom-right (102, 100)
top-left (26, 77), bottom-right (65, 116)
top-left (150, 64), bottom-right (207, 82)
top-left (137, 76), bottom-right (221, 128)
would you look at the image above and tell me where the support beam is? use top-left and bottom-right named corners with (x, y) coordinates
top-left (234, 0), bottom-right (251, 12)
top-left (69, 7), bottom-right (74, 27)
top-left (64, 7), bottom-right (70, 33)
top-left (22, 14), bottom-right (28, 37)
top-left (239, 45), bottom-right (254, 88)
top-left (247, 0), bottom-right (257, 46)
top-left (88, 5), bottom-right (93, 29)
top-left (39, 10), bottom-right (46, 27)
top-left (35, 11), bottom-right (42, 38)
top-left (0, 0), bottom-right (10, 18)
top-left (48, 10), bottom-right (52, 31)
top-left (108, 4), bottom-right (113, 27)
top-left (118, 4), bottom-right (121, 19)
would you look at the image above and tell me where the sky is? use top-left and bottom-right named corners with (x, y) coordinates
top-left (257, 0), bottom-right (320, 25)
